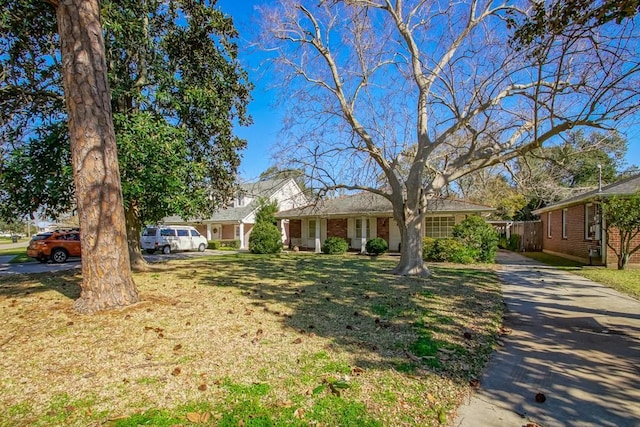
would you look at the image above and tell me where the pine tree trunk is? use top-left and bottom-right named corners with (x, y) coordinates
top-left (55, 0), bottom-right (139, 313)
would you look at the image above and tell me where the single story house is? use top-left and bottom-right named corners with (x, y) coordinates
top-left (163, 178), bottom-right (308, 249)
top-left (532, 173), bottom-right (640, 267)
top-left (275, 192), bottom-right (494, 253)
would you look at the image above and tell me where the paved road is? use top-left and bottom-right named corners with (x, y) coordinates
top-left (454, 250), bottom-right (640, 427)
top-left (0, 249), bottom-right (231, 275)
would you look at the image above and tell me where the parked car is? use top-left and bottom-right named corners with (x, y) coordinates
top-left (141, 225), bottom-right (208, 254)
top-left (26, 230), bottom-right (81, 263)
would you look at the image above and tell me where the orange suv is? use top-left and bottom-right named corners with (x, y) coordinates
top-left (27, 230), bottom-right (81, 263)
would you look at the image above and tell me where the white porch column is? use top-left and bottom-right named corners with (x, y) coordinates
top-left (314, 218), bottom-right (321, 253)
top-left (239, 222), bottom-right (245, 249)
top-left (206, 223), bottom-right (212, 240)
top-left (361, 216), bottom-right (367, 253)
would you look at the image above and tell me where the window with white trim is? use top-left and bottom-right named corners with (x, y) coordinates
top-left (425, 216), bottom-right (455, 238)
top-left (355, 219), bottom-right (370, 239)
top-left (309, 219), bottom-right (317, 239)
top-left (547, 212), bottom-right (552, 238)
top-left (562, 209), bottom-right (568, 239)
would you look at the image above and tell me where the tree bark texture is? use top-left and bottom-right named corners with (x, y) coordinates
top-left (392, 202), bottom-right (430, 276)
top-left (55, 0), bottom-right (139, 313)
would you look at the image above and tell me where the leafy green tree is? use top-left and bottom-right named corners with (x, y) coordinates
top-left (510, 0), bottom-right (640, 47)
top-left (601, 193), bottom-right (640, 270)
top-left (453, 170), bottom-right (528, 220)
top-left (0, 0), bottom-right (252, 269)
top-left (512, 130), bottom-right (636, 216)
top-left (254, 198), bottom-right (279, 225)
top-left (248, 199), bottom-right (282, 254)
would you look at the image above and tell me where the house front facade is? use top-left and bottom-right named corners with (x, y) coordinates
top-left (276, 192), bottom-right (494, 253)
top-left (163, 178), bottom-right (308, 249)
top-left (532, 174), bottom-right (640, 267)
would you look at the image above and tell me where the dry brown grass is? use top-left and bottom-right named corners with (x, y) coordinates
top-left (0, 253), bottom-right (502, 426)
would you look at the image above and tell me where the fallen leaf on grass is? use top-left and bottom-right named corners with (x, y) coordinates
top-left (351, 366), bottom-right (364, 375)
top-left (293, 408), bottom-right (305, 419)
top-left (186, 412), bottom-right (211, 423)
top-left (426, 393), bottom-right (436, 405)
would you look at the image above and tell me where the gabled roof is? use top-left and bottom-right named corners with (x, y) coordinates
top-left (164, 178), bottom-right (295, 223)
top-left (533, 173), bottom-right (640, 214)
top-left (275, 192), bottom-right (494, 219)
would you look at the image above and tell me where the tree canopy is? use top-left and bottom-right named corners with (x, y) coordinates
top-left (0, 0), bottom-right (252, 266)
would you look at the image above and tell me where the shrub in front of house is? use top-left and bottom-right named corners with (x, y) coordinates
top-left (427, 238), bottom-right (475, 264)
top-left (208, 240), bottom-right (221, 250)
top-left (422, 237), bottom-right (437, 260)
top-left (452, 215), bottom-right (499, 262)
top-left (222, 239), bottom-right (241, 249)
top-left (248, 223), bottom-right (282, 254)
top-left (366, 237), bottom-right (388, 255)
top-left (322, 236), bottom-right (349, 254)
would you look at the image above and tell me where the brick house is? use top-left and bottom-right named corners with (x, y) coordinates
top-left (532, 174), bottom-right (640, 267)
top-left (276, 192), bottom-right (494, 253)
top-left (163, 178), bottom-right (307, 249)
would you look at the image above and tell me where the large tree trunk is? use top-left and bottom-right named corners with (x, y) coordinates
top-left (125, 203), bottom-right (150, 272)
top-left (392, 203), bottom-right (430, 276)
top-left (55, 0), bottom-right (139, 313)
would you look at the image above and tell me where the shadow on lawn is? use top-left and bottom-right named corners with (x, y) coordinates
top-left (0, 270), bottom-right (81, 300)
top-left (172, 253), bottom-right (503, 382)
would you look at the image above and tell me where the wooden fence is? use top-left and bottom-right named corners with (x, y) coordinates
top-left (511, 221), bottom-right (543, 252)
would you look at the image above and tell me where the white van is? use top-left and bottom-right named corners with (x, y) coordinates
top-left (141, 225), bottom-right (208, 254)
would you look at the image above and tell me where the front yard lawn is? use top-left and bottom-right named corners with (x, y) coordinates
top-left (0, 253), bottom-right (503, 426)
top-left (519, 251), bottom-right (640, 300)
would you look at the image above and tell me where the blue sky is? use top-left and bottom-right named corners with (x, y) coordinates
top-left (217, 0), bottom-right (640, 181)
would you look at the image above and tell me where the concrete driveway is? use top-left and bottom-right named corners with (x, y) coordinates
top-left (454, 250), bottom-right (640, 427)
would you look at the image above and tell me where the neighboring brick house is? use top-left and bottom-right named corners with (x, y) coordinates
top-left (163, 178), bottom-right (308, 249)
top-left (275, 192), bottom-right (494, 253)
top-left (532, 174), bottom-right (640, 267)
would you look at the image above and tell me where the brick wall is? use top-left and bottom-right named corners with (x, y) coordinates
top-left (327, 218), bottom-right (347, 239)
top-left (222, 224), bottom-right (235, 240)
top-left (377, 217), bottom-right (389, 244)
top-left (289, 220), bottom-right (301, 239)
top-left (541, 205), bottom-right (599, 263)
top-left (541, 203), bottom-right (640, 267)
top-left (604, 228), bottom-right (640, 267)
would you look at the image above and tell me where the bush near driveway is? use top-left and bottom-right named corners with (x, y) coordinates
top-left (423, 216), bottom-right (499, 264)
top-left (452, 215), bottom-right (499, 263)
top-left (0, 253), bottom-right (503, 427)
